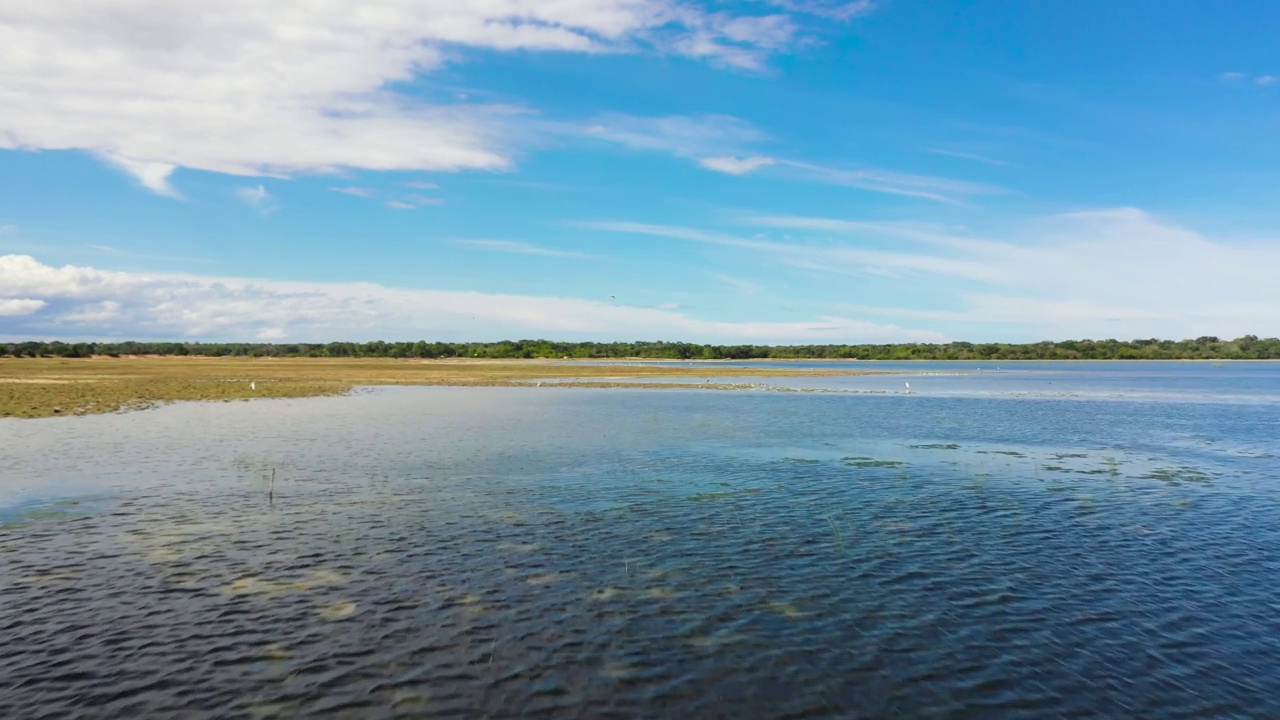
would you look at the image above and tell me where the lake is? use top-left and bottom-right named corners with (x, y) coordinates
top-left (3, 362), bottom-right (1279, 718)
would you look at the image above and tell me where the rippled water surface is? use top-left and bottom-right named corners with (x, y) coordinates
top-left (4, 367), bottom-right (1280, 718)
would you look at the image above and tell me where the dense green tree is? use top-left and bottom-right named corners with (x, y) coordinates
top-left (4, 336), bottom-right (1280, 360)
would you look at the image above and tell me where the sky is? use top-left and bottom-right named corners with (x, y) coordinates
top-left (2, 0), bottom-right (1279, 345)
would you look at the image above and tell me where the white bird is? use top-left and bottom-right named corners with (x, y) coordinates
top-left (250, 381), bottom-right (256, 391)
top-left (904, 381), bottom-right (911, 394)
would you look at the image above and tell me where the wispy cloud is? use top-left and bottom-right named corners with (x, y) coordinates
top-left (708, 272), bottom-right (764, 296)
top-left (235, 185), bottom-right (277, 214)
top-left (330, 186), bottom-right (376, 197)
top-left (925, 148), bottom-right (1012, 167)
top-left (0, 254), bottom-right (943, 343)
top-left (81, 243), bottom-right (210, 264)
top-left (755, 0), bottom-right (875, 21)
top-left (772, 161), bottom-right (1007, 204)
top-left (236, 185), bottom-right (269, 204)
top-left (405, 194), bottom-right (444, 206)
top-left (385, 194), bottom-right (443, 210)
top-left (574, 220), bottom-right (1003, 280)
top-left (404, 181), bottom-right (439, 190)
top-left (452, 239), bottom-right (598, 259)
top-left (584, 113), bottom-right (767, 157)
top-left (1219, 71), bottom-right (1276, 86)
top-left (698, 156), bottom-right (777, 174)
top-left (584, 209), bottom-right (1280, 339)
top-left (585, 113), bottom-right (1004, 203)
top-left (740, 214), bottom-right (1010, 254)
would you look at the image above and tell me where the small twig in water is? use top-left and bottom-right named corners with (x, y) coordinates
top-left (269, 467), bottom-right (276, 505)
top-left (826, 516), bottom-right (846, 555)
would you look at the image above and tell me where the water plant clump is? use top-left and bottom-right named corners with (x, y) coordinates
top-left (843, 457), bottom-right (909, 468)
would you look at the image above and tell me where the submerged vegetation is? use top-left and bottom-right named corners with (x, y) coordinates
top-left (4, 335), bottom-right (1280, 360)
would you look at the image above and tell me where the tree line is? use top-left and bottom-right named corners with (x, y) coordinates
top-left (4, 336), bottom-right (1280, 360)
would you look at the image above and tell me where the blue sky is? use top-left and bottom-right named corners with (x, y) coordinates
top-left (2, 0), bottom-right (1279, 343)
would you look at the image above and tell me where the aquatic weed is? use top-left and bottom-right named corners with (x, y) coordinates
top-left (843, 457), bottom-right (908, 468)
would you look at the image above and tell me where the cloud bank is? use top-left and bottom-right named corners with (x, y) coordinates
top-left (0, 0), bottom-right (863, 195)
top-left (0, 254), bottom-right (942, 344)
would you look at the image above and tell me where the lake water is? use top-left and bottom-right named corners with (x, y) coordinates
top-left (3, 363), bottom-right (1279, 718)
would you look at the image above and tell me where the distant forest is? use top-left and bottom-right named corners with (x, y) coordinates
top-left (4, 336), bottom-right (1280, 360)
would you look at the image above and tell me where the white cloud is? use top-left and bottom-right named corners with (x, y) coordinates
top-left (0, 1), bottom-right (849, 195)
top-left (101, 156), bottom-right (181, 198)
top-left (0, 254), bottom-right (941, 343)
top-left (698, 155), bottom-right (777, 174)
top-left (330, 186), bottom-right (376, 197)
top-left (1219, 72), bottom-right (1246, 81)
top-left (0, 298), bottom-right (46, 317)
top-left (385, 201), bottom-right (417, 210)
top-left (453, 239), bottom-right (597, 259)
top-left (1257, 75), bottom-right (1277, 86)
top-left (404, 181), bottom-right (439, 190)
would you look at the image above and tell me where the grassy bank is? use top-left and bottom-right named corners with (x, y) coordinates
top-left (0, 357), bottom-right (889, 419)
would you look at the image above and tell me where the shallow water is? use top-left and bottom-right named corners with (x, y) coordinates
top-left (3, 368), bottom-right (1280, 718)
top-left (536, 360), bottom-right (1280, 405)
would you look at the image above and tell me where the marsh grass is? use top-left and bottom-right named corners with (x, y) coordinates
top-left (0, 357), bottom-right (896, 419)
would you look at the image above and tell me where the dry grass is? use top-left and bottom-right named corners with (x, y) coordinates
top-left (0, 356), bottom-right (889, 419)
